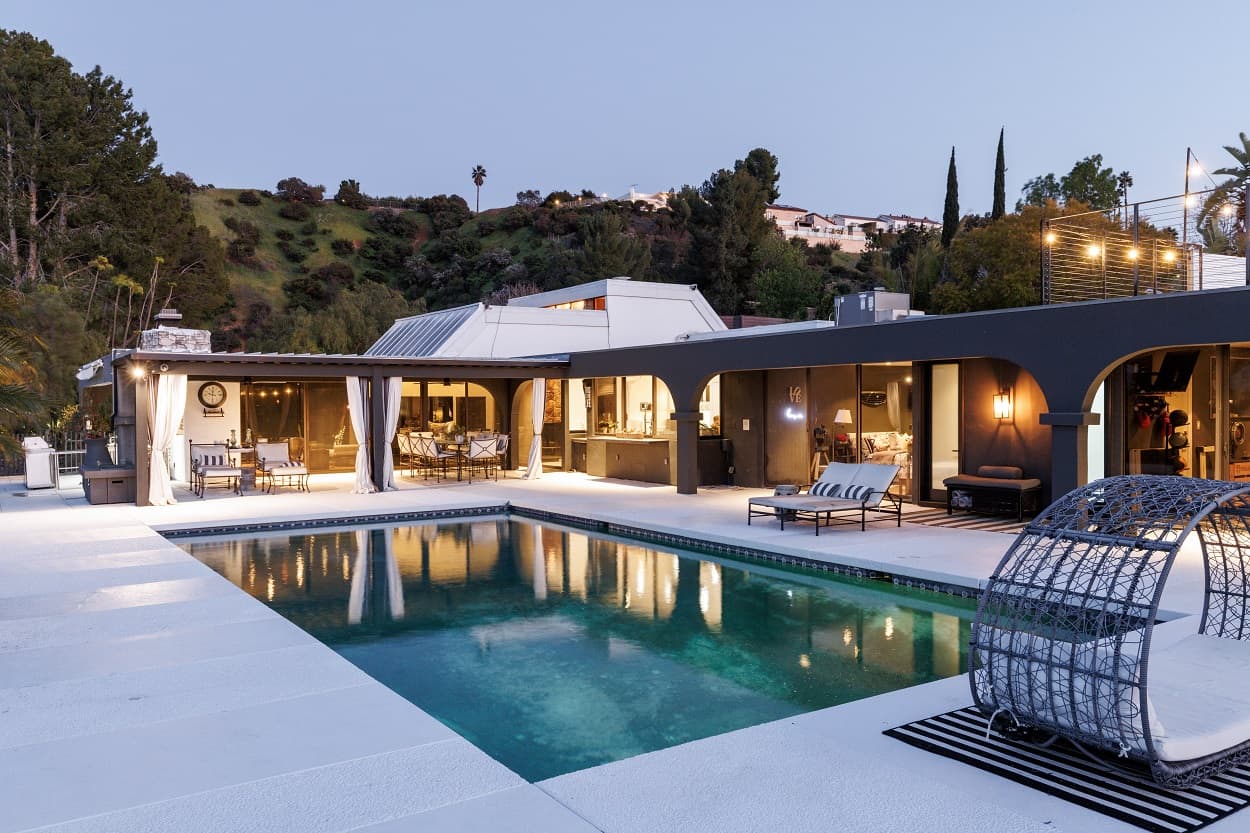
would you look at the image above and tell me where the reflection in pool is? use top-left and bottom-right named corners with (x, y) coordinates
top-left (180, 518), bottom-right (974, 780)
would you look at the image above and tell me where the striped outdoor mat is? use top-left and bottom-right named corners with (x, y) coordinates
top-left (903, 508), bottom-right (1029, 535)
top-left (885, 707), bottom-right (1250, 833)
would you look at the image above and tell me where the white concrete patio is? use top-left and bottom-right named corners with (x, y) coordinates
top-left (0, 471), bottom-right (1222, 832)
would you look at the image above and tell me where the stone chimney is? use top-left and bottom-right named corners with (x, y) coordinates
top-left (138, 308), bottom-right (212, 353)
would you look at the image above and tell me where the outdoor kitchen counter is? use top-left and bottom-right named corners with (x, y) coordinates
top-left (573, 436), bottom-right (674, 485)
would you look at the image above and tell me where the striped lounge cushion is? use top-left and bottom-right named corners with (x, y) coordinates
top-left (810, 481), bottom-right (841, 498)
top-left (842, 484), bottom-right (874, 501)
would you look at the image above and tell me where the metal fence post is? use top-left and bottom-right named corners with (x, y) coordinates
top-left (1132, 204), bottom-right (1140, 295)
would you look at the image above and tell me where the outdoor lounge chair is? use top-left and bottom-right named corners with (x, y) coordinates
top-left (746, 462), bottom-right (902, 534)
top-left (254, 440), bottom-right (309, 493)
top-left (971, 475), bottom-right (1250, 788)
top-left (188, 441), bottom-right (243, 497)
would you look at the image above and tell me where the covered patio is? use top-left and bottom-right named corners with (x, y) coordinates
top-left (109, 351), bottom-right (566, 507)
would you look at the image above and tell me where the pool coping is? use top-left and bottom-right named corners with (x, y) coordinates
top-left (158, 501), bottom-right (984, 601)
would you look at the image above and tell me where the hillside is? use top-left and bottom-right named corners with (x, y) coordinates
top-left (189, 185), bottom-right (878, 354)
top-left (189, 189), bottom-right (430, 309)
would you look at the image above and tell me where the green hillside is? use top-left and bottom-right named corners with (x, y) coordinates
top-left (189, 188), bottom-right (430, 308)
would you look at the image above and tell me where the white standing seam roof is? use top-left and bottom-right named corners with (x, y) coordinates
top-left (365, 304), bottom-right (481, 357)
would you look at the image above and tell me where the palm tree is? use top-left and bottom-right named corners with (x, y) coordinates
top-left (471, 165), bottom-right (487, 214)
top-left (1197, 133), bottom-right (1250, 255)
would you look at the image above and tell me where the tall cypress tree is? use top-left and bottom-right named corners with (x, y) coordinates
top-left (992, 128), bottom-right (1006, 220)
top-left (941, 147), bottom-right (959, 248)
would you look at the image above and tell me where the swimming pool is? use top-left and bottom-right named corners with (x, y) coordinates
top-left (178, 517), bottom-right (975, 781)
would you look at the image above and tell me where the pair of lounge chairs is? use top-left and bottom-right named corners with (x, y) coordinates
top-left (747, 462), bottom-right (902, 535)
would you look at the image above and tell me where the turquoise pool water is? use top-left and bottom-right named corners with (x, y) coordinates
top-left (178, 518), bottom-right (975, 780)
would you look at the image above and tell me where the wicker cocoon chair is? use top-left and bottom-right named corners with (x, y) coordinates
top-left (970, 475), bottom-right (1250, 788)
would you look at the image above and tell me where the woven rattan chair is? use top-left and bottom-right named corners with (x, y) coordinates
top-left (971, 474), bottom-right (1250, 788)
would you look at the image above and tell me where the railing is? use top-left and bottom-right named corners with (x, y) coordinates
top-left (1042, 187), bottom-right (1248, 304)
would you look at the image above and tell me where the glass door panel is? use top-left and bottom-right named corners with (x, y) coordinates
top-left (930, 363), bottom-right (960, 497)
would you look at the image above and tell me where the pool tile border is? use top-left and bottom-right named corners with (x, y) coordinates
top-left (158, 502), bottom-right (980, 600)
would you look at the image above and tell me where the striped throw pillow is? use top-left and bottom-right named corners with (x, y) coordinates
top-left (843, 484), bottom-right (873, 501)
top-left (811, 481), bottom-right (840, 497)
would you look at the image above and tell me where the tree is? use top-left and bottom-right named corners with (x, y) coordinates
top-left (670, 152), bottom-right (778, 313)
top-left (1197, 132), bottom-right (1250, 255)
top-left (274, 177), bottom-right (325, 203)
top-left (1060, 154), bottom-right (1119, 209)
top-left (941, 147), bottom-right (959, 249)
top-left (0, 31), bottom-right (159, 287)
top-left (753, 237), bottom-right (821, 318)
top-left (471, 165), bottom-right (487, 213)
top-left (334, 179), bottom-right (368, 209)
top-left (577, 211), bottom-right (650, 278)
top-left (992, 128), bottom-right (1006, 220)
top-left (1017, 173), bottom-right (1061, 210)
top-left (515, 189), bottom-right (541, 207)
top-left (738, 148), bottom-right (781, 204)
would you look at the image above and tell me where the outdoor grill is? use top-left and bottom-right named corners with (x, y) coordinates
top-left (79, 439), bottom-right (136, 504)
top-left (21, 436), bottom-right (55, 489)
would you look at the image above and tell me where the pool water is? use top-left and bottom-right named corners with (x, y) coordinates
top-left (179, 518), bottom-right (975, 781)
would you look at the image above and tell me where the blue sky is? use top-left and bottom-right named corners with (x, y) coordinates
top-left (9, 0), bottom-right (1249, 217)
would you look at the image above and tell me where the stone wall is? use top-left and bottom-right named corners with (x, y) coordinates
top-left (138, 326), bottom-right (212, 353)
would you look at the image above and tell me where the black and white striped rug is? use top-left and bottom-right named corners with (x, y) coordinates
top-left (885, 708), bottom-right (1250, 833)
top-left (902, 508), bottom-right (1029, 535)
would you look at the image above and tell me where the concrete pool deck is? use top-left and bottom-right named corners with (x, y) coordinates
top-left (0, 472), bottom-right (1221, 832)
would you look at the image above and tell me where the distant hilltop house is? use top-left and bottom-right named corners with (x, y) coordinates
top-left (618, 186), bottom-right (672, 210)
top-left (766, 204), bottom-right (941, 253)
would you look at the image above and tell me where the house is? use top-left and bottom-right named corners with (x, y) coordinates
top-left (83, 277), bottom-right (1250, 515)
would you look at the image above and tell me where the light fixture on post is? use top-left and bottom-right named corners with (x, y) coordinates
top-left (993, 389), bottom-right (1014, 421)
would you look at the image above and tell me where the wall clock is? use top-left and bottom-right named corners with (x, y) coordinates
top-left (198, 381), bottom-right (227, 409)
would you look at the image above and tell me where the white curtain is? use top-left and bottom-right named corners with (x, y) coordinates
top-left (148, 373), bottom-right (187, 506)
top-left (346, 377), bottom-right (375, 494)
top-left (348, 529), bottom-right (368, 625)
top-left (382, 378), bottom-right (403, 491)
top-left (384, 529), bottom-right (404, 620)
top-left (525, 377), bottom-right (544, 480)
top-left (532, 522), bottom-right (548, 601)
top-left (887, 381), bottom-right (902, 432)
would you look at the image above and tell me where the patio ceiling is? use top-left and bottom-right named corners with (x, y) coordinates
top-left (114, 350), bottom-right (569, 380)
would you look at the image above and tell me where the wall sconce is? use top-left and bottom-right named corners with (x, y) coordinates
top-left (993, 390), bottom-right (1013, 421)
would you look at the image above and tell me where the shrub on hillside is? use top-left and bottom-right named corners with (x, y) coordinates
top-left (216, 198), bottom-right (235, 207)
top-left (277, 240), bottom-right (307, 263)
top-left (476, 218), bottom-right (498, 237)
top-left (366, 210), bottom-right (421, 239)
top-left (275, 228), bottom-right (294, 241)
top-left (417, 194), bottom-right (471, 234)
top-left (167, 171), bottom-right (198, 194)
top-left (284, 261), bottom-right (357, 312)
top-left (501, 208), bottom-right (532, 231)
top-left (237, 190), bottom-right (262, 206)
top-left (275, 177), bottom-right (325, 203)
top-left (299, 237), bottom-right (318, 249)
top-left (330, 238), bottom-right (355, 256)
top-left (299, 221), bottom-right (318, 236)
top-left (279, 202), bottom-right (311, 221)
top-left (226, 239), bottom-right (256, 262)
top-left (222, 217), bottom-right (261, 244)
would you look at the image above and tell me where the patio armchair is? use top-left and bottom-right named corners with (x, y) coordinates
top-left (254, 439), bottom-right (309, 494)
top-left (465, 436), bottom-right (500, 482)
top-left (188, 441), bottom-right (243, 497)
top-left (395, 432), bottom-right (417, 478)
top-left (414, 435), bottom-right (460, 482)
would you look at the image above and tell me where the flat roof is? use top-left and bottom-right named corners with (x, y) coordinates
top-left (113, 350), bottom-right (568, 379)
